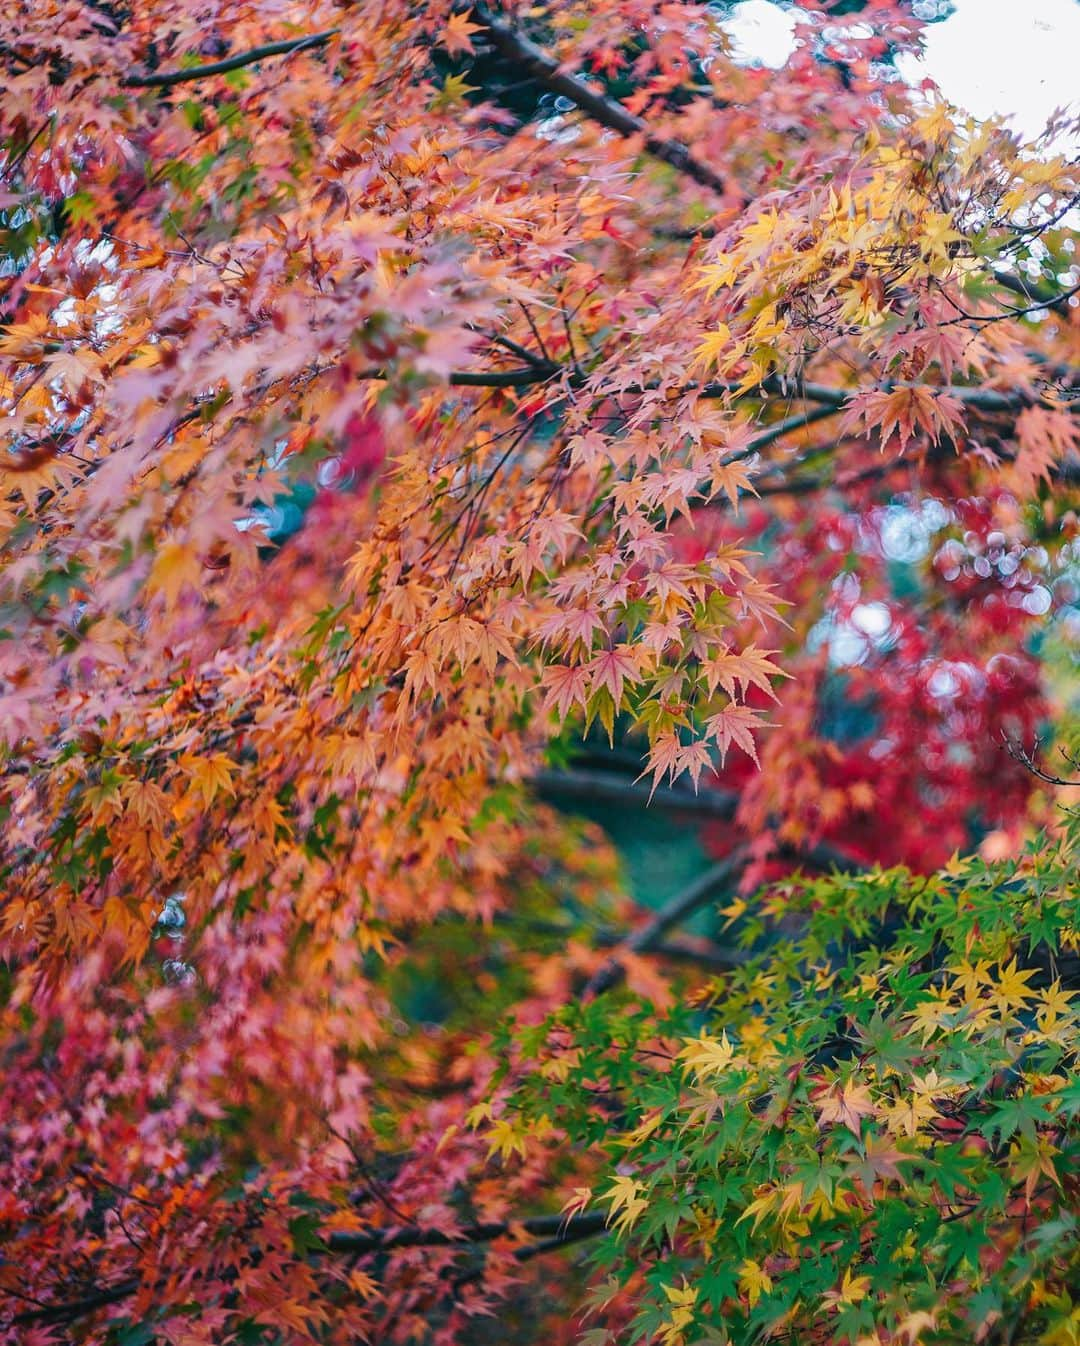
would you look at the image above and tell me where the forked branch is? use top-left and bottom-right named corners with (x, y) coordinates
top-left (1002, 733), bottom-right (1080, 787)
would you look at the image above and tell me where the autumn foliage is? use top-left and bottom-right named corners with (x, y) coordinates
top-left (0, 1), bottom-right (1078, 1343)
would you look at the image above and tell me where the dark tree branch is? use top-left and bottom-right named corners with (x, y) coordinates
top-left (9, 1214), bottom-right (611, 1327)
top-left (725, 403), bottom-right (843, 462)
top-left (451, 1215), bottom-right (606, 1287)
top-left (355, 364), bottom-right (564, 389)
top-left (358, 359), bottom-right (1074, 420)
top-left (449, 366), bottom-right (560, 388)
top-left (994, 270), bottom-right (1077, 320)
top-left (491, 912), bottom-right (748, 971)
top-left (326, 1209), bottom-right (608, 1255)
top-left (583, 847), bottom-right (751, 996)
top-left (123, 30), bottom-right (339, 88)
top-left (582, 834), bottom-right (862, 998)
top-left (471, 4), bottom-right (728, 196)
top-left (11, 1279), bottom-right (140, 1328)
top-left (532, 767), bottom-right (737, 820)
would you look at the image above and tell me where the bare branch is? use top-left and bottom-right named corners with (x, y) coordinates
top-left (1002, 734), bottom-right (1080, 788)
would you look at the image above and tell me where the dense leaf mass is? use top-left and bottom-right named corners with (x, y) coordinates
top-left (0, 1), bottom-right (1077, 1343)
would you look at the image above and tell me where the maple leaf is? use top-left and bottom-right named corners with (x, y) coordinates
top-left (737, 1258), bottom-right (773, 1307)
top-left (641, 732), bottom-right (684, 797)
top-left (679, 1030), bottom-right (739, 1079)
top-left (605, 1175), bottom-right (648, 1235)
top-left (821, 1267), bottom-right (872, 1312)
top-left (561, 1186), bottom-right (593, 1219)
top-left (180, 753), bottom-right (237, 809)
top-left (814, 1079), bottom-right (876, 1134)
top-left (587, 645), bottom-right (642, 708)
top-left (850, 385), bottom-right (967, 453)
top-left (674, 739), bottom-right (714, 791)
top-left (988, 958), bottom-right (1038, 1014)
top-left (705, 703), bottom-right (769, 764)
top-left (896, 1310), bottom-right (938, 1343)
top-left (540, 662), bottom-right (591, 720)
top-left (702, 645), bottom-right (784, 701)
top-left (1012, 406), bottom-right (1080, 493)
top-left (148, 541), bottom-right (202, 607)
top-left (692, 322), bottom-right (734, 371)
top-left (439, 12), bottom-right (484, 57)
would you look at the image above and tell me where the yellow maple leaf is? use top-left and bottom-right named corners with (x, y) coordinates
top-left (691, 322), bottom-right (734, 371)
top-left (148, 540), bottom-right (202, 607)
top-left (738, 1258), bottom-right (773, 1307)
top-left (486, 1117), bottom-right (528, 1162)
top-left (561, 1186), bottom-right (592, 1219)
top-left (658, 1280), bottom-right (698, 1346)
top-left (896, 1309), bottom-right (937, 1343)
top-left (693, 256), bottom-right (739, 295)
top-left (822, 1267), bottom-right (873, 1311)
top-left (679, 1030), bottom-right (739, 1079)
top-left (989, 958), bottom-right (1038, 1014)
top-left (180, 752), bottom-right (237, 809)
top-left (605, 1174), bottom-right (648, 1234)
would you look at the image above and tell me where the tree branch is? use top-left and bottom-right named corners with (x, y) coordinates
top-left (725, 403), bottom-right (843, 462)
top-left (9, 1214), bottom-right (611, 1327)
top-left (123, 30), bottom-right (339, 88)
top-left (1001, 733), bottom-right (1080, 788)
top-left (580, 834), bottom-right (862, 998)
top-left (451, 1215), bottom-right (606, 1287)
top-left (583, 847), bottom-right (751, 996)
top-left (994, 270), bottom-right (1077, 320)
top-left (325, 1210), bottom-right (608, 1255)
top-left (11, 1279), bottom-right (140, 1328)
top-left (472, 4), bottom-right (727, 196)
top-left (359, 360), bottom-right (1072, 419)
top-left (532, 767), bottom-right (737, 819)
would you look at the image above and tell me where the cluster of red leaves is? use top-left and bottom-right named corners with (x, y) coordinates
top-left (688, 482), bottom-right (1055, 879)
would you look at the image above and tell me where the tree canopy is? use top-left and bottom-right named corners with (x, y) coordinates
top-left (0, 2), bottom-right (1078, 1344)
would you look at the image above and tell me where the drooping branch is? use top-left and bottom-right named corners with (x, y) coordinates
top-left (11, 1280), bottom-right (140, 1328)
top-left (123, 30), bottom-right (339, 88)
top-left (471, 4), bottom-right (728, 196)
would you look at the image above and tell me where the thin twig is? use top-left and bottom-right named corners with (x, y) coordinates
top-left (1002, 734), bottom-right (1080, 787)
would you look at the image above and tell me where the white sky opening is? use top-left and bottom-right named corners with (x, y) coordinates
top-left (723, 0), bottom-right (1080, 143)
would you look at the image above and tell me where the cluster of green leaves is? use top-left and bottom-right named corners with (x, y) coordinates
top-left (488, 786), bottom-right (1080, 1345)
